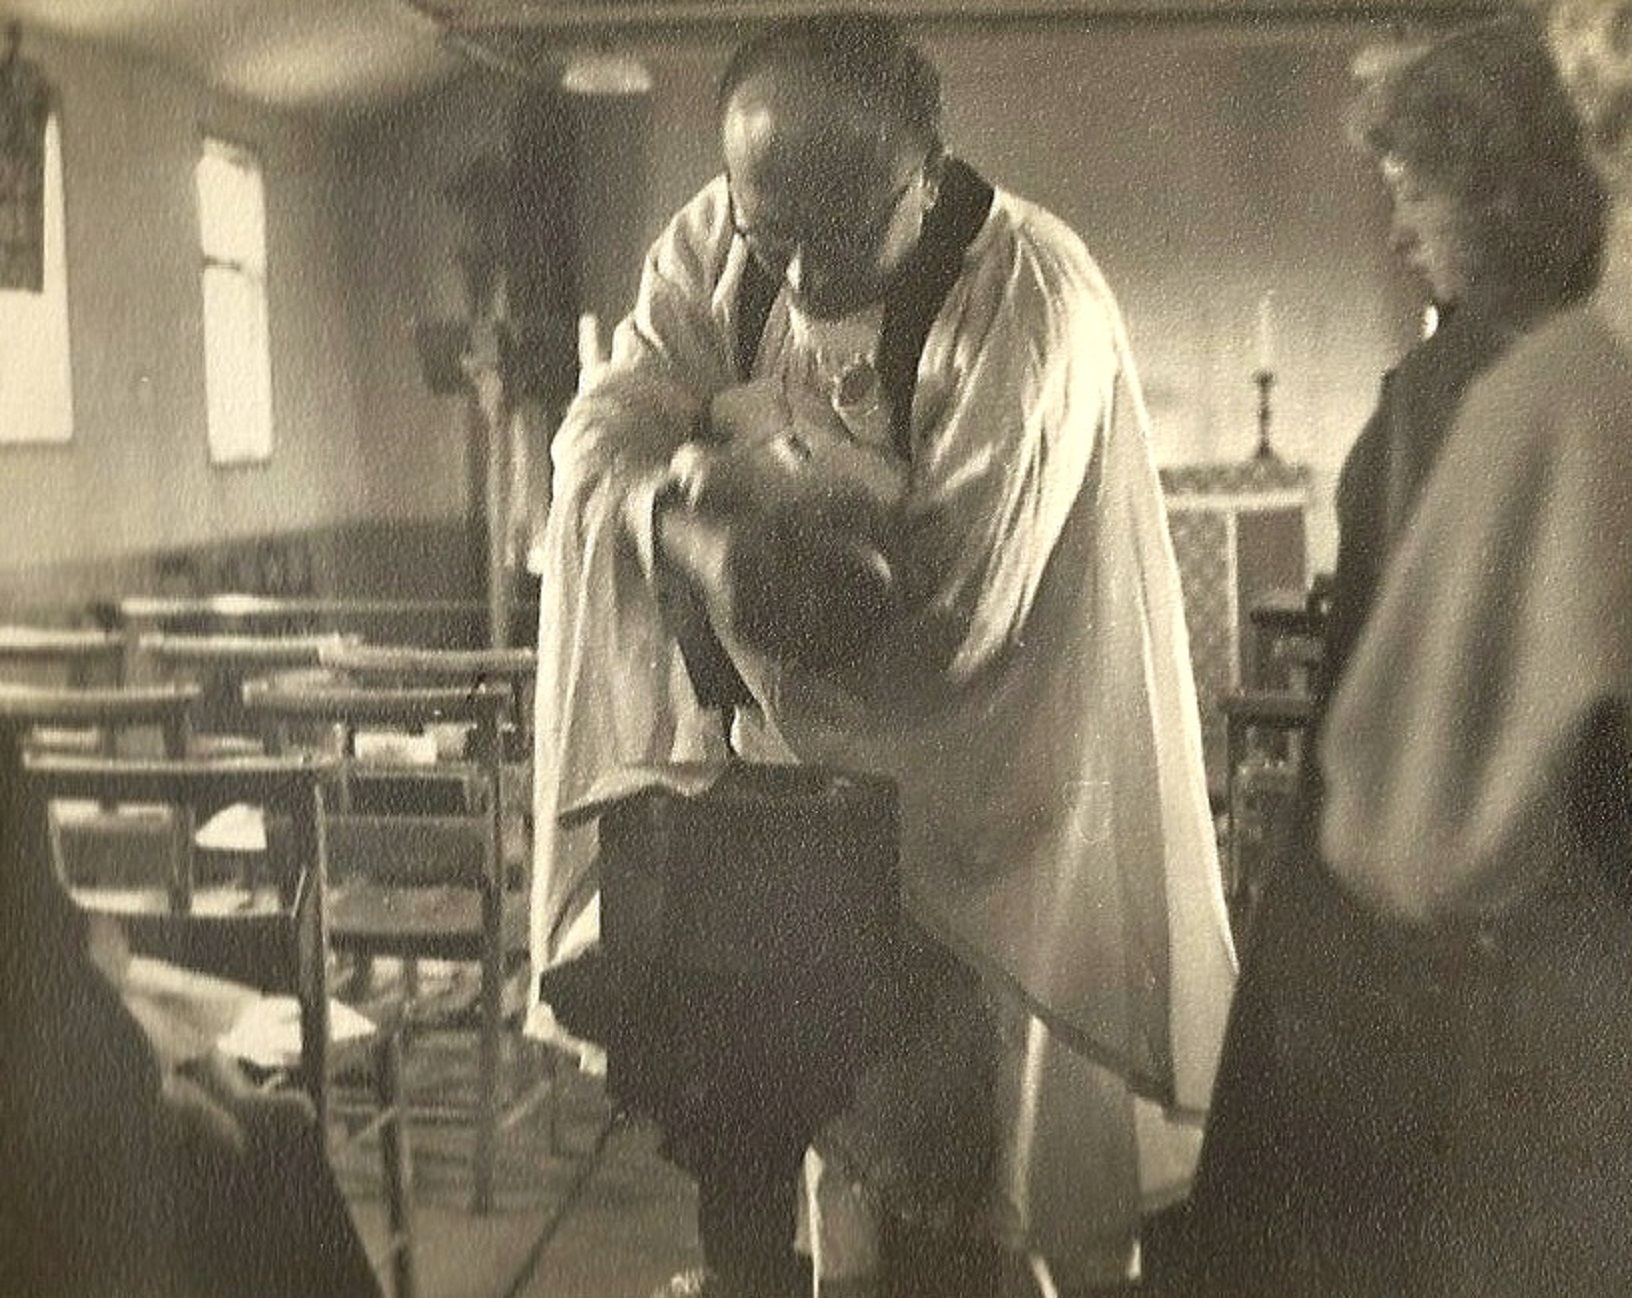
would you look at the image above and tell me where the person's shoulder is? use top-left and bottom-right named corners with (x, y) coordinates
top-left (1450, 305), bottom-right (1632, 479)
top-left (1511, 302), bottom-right (1623, 363)
top-left (990, 190), bottom-right (1103, 280)
top-left (979, 188), bottom-right (1120, 334)
top-left (649, 176), bottom-right (734, 283)
top-left (1472, 305), bottom-right (1630, 416)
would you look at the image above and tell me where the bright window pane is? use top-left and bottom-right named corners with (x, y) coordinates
top-left (197, 141), bottom-right (265, 268)
top-left (196, 138), bottom-right (271, 464)
top-left (201, 264), bottom-right (272, 464)
top-left (0, 114), bottom-right (74, 444)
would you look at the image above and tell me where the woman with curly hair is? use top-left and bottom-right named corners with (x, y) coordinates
top-left (1180, 15), bottom-right (1606, 1296)
top-left (1297, 0), bottom-right (1632, 1291)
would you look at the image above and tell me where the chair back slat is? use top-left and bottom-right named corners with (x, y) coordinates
top-left (326, 815), bottom-right (491, 890)
top-left (137, 631), bottom-right (361, 670)
top-left (0, 680), bottom-right (197, 727)
top-left (0, 624), bottom-right (126, 687)
top-left (319, 644), bottom-right (536, 680)
top-left (244, 680), bottom-right (511, 729)
top-left (0, 624), bottom-right (123, 658)
top-left (26, 752), bottom-right (329, 814)
top-left (118, 593), bottom-right (503, 646)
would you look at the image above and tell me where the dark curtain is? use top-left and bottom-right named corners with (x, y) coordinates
top-left (505, 86), bottom-right (581, 403)
top-left (0, 34), bottom-right (52, 292)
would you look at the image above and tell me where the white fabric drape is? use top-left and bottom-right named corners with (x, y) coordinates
top-left (528, 174), bottom-right (1236, 1252)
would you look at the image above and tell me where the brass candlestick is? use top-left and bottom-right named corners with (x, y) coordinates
top-left (1253, 367), bottom-right (1277, 460)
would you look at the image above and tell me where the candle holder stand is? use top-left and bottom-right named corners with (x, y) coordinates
top-left (1252, 367), bottom-right (1277, 461)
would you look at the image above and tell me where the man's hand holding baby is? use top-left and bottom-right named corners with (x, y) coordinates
top-left (666, 379), bottom-right (805, 516)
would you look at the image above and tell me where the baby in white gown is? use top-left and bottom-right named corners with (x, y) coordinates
top-left (664, 305), bottom-right (911, 674)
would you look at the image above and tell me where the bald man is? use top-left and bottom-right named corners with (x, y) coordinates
top-left (527, 13), bottom-right (1235, 1297)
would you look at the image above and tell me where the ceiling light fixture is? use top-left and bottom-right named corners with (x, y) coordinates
top-left (560, 52), bottom-right (652, 96)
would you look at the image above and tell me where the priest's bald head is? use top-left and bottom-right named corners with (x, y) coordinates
top-left (716, 13), bottom-right (947, 318)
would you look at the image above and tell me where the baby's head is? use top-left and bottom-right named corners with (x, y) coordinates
top-left (726, 502), bottom-right (899, 675)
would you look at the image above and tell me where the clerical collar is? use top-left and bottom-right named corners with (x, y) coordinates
top-left (734, 157), bottom-right (996, 458)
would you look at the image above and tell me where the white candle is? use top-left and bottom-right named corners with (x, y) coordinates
top-left (577, 312), bottom-right (608, 392)
top-left (1255, 292), bottom-right (1276, 373)
top-left (577, 312), bottom-right (605, 367)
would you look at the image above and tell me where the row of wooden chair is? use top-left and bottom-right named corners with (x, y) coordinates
top-left (114, 593), bottom-right (538, 649)
top-left (0, 589), bottom-right (541, 691)
top-left (0, 684), bottom-right (416, 1298)
top-left (244, 659), bottom-right (546, 1216)
top-left (1217, 585), bottom-right (1328, 939)
top-left (0, 634), bottom-right (545, 1292)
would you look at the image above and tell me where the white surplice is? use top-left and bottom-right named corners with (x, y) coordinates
top-left (527, 172), bottom-right (1236, 1275)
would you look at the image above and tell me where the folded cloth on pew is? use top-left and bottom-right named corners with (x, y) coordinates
top-left (121, 955), bottom-right (375, 1071)
top-left (218, 994), bottom-right (376, 1073)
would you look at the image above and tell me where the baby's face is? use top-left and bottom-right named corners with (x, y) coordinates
top-left (707, 379), bottom-right (908, 523)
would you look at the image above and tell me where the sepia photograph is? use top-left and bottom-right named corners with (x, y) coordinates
top-left (2, 1), bottom-right (1627, 1295)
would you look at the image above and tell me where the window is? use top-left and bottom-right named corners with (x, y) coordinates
top-left (0, 113), bottom-right (73, 444)
top-left (196, 137), bottom-right (272, 465)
